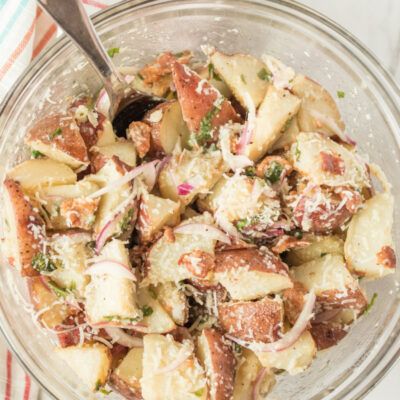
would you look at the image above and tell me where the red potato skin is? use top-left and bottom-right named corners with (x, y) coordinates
top-left (172, 62), bottom-right (241, 142)
top-left (25, 114), bottom-right (89, 164)
top-left (214, 248), bottom-right (291, 278)
top-left (91, 154), bottom-right (133, 175)
top-left (4, 179), bottom-right (44, 276)
top-left (218, 299), bottom-right (282, 343)
top-left (310, 323), bottom-right (347, 351)
top-left (377, 246), bottom-right (396, 269)
top-left (201, 329), bottom-right (236, 400)
top-left (293, 192), bottom-right (352, 233)
top-left (318, 283), bottom-right (368, 311)
top-left (283, 282), bottom-right (309, 326)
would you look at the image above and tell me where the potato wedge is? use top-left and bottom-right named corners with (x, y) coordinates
top-left (3, 178), bottom-right (46, 276)
top-left (153, 283), bottom-right (188, 326)
top-left (25, 114), bottom-right (89, 170)
top-left (256, 330), bottom-right (316, 375)
top-left (291, 74), bottom-right (345, 135)
top-left (203, 175), bottom-right (281, 224)
top-left (197, 65), bottom-right (232, 99)
top-left (233, 348), bottom-right (275, 400)
top-left (137, 192), bottom-right (180, 242)
top-left (7, 159), bottom-right (77, 191)
top-left (214, 248), bottom-right (293, 300)
top-left (345, 192), bottom-right (396, 279)
top-left (219, 297), bottom-right (283, 343)
top-left (142, 101), bottom-right (189, 155)
top-left (270, 115), bottom-right (300, 152)
top-left (209, 50), bottom-right (270, 108)
top-left (141, 214), bottom-right (217, 286)
top-left (285, 235), bottom-right (344, 266)
top-left (110, 347), bottom-right (144, 400)
top-left (134, 287), bottom-right (176, 334)
top-left (291, 254), bottom-right (367, 310)
top-left (242, 85), bottom-right (301, 161)
top-left (92, 141), bottom-right (137, 170)
top-left (196, 329), bottom-right (236, 400)
top-left (49, 234), bottom-right (91, 296)
top-left (158, 149), bottom-right (225, 208)
top-left (28, 276), bottom-right (72, 329)
top-left (291, 132), bottom-right (369, 190)
top-left (141, 334), bottom-right (207, 400)
top-left (172, 62), bottom-right (241, 144)
top-left (54, 343), bottom-right (111, 391)
top-left (84, 239), bottom-right (141, 324)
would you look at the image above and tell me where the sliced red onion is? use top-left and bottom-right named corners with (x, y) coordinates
top-left (95, 88), bottom-right (110, 117)
top-left (251, 367), bottom-right (267, 400)
top-left (167, 166), bottom-right (178, 188)
top-left (174, 223), bottom-right (231, 244)
top-left (124, 75), bottom-right (135, 84)
top-left (227, 292), bottom-right (316, 353)
top-left (216, 215), bottom-right (242, 240)
top-left (105, 327), bottom-right (143, 348)
top-left (270, 219), bottom-right (295, 231)
top-left (88, 160), bottom-right (159, 199)
top-left (177, 182), bottom-right (195, 195)
top-left (309, 110), bottom-right (356, 146)
top-left (262, 229), bottom-right (285, 238)
top-left (84, 260), bottom-right (137, 281)
top-left (237, 92), bottom-right (256, 155)
top-left (39, 276), bottom-right (51, 292)
top-left (65, 295), bottom-right (83, 311)
top-left (155, 155), bottom-right (171, 178)
top-left (153, 341), bottom-right (194, 375)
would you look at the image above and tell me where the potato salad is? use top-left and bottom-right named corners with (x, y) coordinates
top-left (1, 46), bottom-right (396, 399)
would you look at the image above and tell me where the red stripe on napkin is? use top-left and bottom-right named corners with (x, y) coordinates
top-left (4, 351), bottom-right (12, 400)
top-left (0, 7), bottom-right (42, 80)
top-left (23, 374), bottom-right (31, 400)
top-left (82, 0), bottom-right (108, 9)
top-left (31, 23), bottom-right (57, 60)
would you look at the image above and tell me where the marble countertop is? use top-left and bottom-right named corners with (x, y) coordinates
top-left (297, 1), bottom-right (400, 399)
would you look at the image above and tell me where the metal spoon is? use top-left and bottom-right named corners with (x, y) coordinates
top-left (36, 0), bottom-right (164, 137)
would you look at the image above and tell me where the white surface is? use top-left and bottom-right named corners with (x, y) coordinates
top-left (296, 2), bottom-right (400, 399)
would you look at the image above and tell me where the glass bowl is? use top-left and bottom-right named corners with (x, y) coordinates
top-left (0, 0), bottom-right (399, 399)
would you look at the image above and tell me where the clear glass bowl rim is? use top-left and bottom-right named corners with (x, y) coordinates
top-left (0, 1), bottom-right (399, 399)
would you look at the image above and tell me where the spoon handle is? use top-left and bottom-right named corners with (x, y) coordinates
top-left (36, 0), bottom-right (125, 110)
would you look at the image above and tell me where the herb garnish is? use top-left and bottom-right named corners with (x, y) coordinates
top-left (240, 74), bottom-right (247, 84)
top-left (264, 161), bottom-right (283, 184)
top-left (192, 388), bottom-right (204, 397)
top-left (30, 149), bottom-right (45, 159)
top-left (198, 97), bottom-right (225, 142)
top-left (173, 52), bottom-right (183, 58)
top-left (95, 380), bottom-right (102, 391)
top-left (320, 252), bottom-right (327, 257)
top-left (295, 140), bottom-right (301, 161)
top-left (32, 253), bottom-right (57, 273)
top-left (137, 72), bottom-right (144, 80)
top-left (148, 288), bottom-right (157, 300)
top-left (48, 127), bottom-right (62, 140)
top-left (48, 280), bottom-right (69, 298)
top-left (289, 228), bottom-right (303, 240)
top-left (257, 68), bottom-right (272, 82)
top-left (236, 216), bottom-right (257, 231)
top-left (363, 293), bottom-right (377, 314)
top-left (86, 241), bottom-right (96, 251)
top-left (141, 305), bottom-right (153, 317)
top-left (337, 91), bottom-right (345, 98)
top-left (120, 208), bottom-right (134, 234)
top-left (100, 388), bottom-right (112, 395)
top-left (245, 166), bottom-right (256, 178)
top-left (107, 48), bottom-right (120, 58)
top-left (208, 63), bottom-right (222, 81)
top-left (104, 315), bottom-right (140, 323)
top-left (283, 116), bottom-right (293, 132)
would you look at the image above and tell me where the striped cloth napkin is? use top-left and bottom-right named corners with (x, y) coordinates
top-left (0, 1), bottom-right (119, 398)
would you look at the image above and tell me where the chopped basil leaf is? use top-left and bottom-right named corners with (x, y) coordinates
top-left (173, 52), bottom-right (183, 58)
top-left (107, 47), bottom-right (120, 58)
top-left (100, 388), bottom-right (112, 395)
top-left (233, 342), bottom-right (242, 354)
top-left (258, 68), bottom-right (272, 82)
top-left (264, 161), bottom-right (283, 184)
top-left (4, 218), bottom-right (10, 230)
top-left (30, 149), bottom-right (45, 159)
top-left (358, 276), bottom-right (364, 281)
top-left (236, 216), bottom-right (257, 231)
top-left (192, 388), bottom-right (204, 397)
top-left (245, 166), bottom-right (256, 178)
top-left (104, 315), bottom-right (140, 323)
top-left (48, 280), bottom-right (69, 298)
top-left (295, 140), bottom-right (301, 161)
top-left (337, 91), bottom-right (345, 98)
top-left (86, 214), bottom-right (96, 227)
top-left (32, 253), bottom-right (57, 273)
top-left (120, 208), bottom-right (134, 234)
top-left (55, 203), bottom-right (61, 214)
top-left (320, 252), bottom-right (327, 257)
top-left (208, 63), bottom-right (222, 81)
top-left (275, 369), bottom-right (286, 375)
top-left (363, 293), bottom-right (377, 314)
top-left (148, 289), bottom-right (157, 299)
top-left (197, 97), bottom-right (225, 145)
top-left (240, 74), bottom-right (247, 84)
top-left (137, 72), bottom-right (144, 80)
top-left (48, 127), bottom-right (62, 140)
top-left (95, 380), bottom-right (102, 391)
top-left (141, 305), bottom-right (153, 317)
top-left (67, 281), bottom-right (76, 292)
top-left (86, 241), bottom-right (96, 250)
